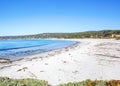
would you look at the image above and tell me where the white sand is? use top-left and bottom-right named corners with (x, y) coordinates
top-left (0, 39), bottom-right (120, 85)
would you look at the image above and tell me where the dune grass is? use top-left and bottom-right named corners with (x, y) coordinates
top-left (58, 79), bottom-right (120, 86)
top-left (0, 77), bottom-right (120, 86)
top-left (0, 77), bottom-right (48, 86)
top-left (116, 37), bottom-right (120, 40)
top-left (58, 79), bottom-right (106, 86)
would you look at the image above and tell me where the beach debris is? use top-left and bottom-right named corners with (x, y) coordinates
top-left (45, 63), bottom-right (48, 65)
top-left (28, 71), bottom-right (37, 78)
top-left (0, 65), bottom-right (14, 70)
top-left (40, 70), bottom-right (44, 72)
top-left (14, 58), bottom-right (24, 62)
top-left (95, 54), bottom-right (120, 58)
top-left (17, 67), bottom-right (28, 72)
top-left (63, 61), bottom-right (67, 63)
top-left (0, 58), bottom-right (12, 64)
top-left (72, 70), bottom-right (79, 74)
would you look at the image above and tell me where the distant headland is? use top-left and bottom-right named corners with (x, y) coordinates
top-left (0, 30), bottom-right (120, 40)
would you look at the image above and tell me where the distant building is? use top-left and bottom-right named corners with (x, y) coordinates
top-left (111, 34), bottom-right (120, 38)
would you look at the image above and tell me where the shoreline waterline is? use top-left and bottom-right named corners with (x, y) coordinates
top-left (0, 39), bottom-right (79, 62)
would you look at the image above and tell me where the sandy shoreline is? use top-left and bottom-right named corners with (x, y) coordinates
top-left (0, 39), bottom-right (120, 85)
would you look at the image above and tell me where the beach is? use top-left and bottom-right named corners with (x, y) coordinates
top-left (0, 39), bottom-right (120, 85)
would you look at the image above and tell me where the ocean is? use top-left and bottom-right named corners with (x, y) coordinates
top-left (0, 40), bottom-right (76, 59)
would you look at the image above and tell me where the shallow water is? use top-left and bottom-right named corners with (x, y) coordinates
top-left (0, 40), bottom-right (76, 59)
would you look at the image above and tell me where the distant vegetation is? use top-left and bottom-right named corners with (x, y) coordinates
top-left (0, 77), bottom-right (120, 86)
top-left (0, 30), bottom-right (120, 40)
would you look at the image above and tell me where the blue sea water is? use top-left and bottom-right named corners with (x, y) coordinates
top-left (0, 40), bottom-right (76, 59)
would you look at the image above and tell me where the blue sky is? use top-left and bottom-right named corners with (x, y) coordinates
top-left (0, 0), bottom-right (120, 36)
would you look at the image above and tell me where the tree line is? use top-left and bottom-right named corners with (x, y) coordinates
top-left (0, 30), bottom-right (120, 40)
